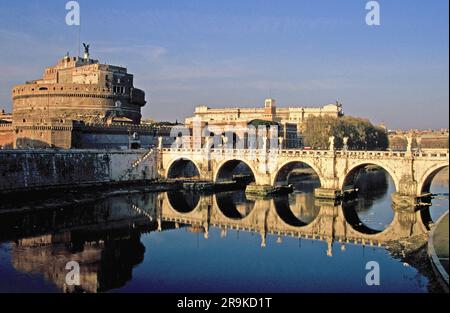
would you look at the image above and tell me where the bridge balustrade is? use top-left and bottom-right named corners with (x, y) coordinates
top-left (161, 147), bottom-right (448, 159)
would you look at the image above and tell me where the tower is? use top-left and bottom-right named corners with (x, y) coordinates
top-left (263, 98), bottom-right (276, 120)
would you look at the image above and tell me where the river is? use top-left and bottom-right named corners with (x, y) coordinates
top-left (0, 168), bottom-right (447, 293)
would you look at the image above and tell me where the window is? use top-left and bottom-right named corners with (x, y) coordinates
top-left (113, 86), bottom-right (125, 94)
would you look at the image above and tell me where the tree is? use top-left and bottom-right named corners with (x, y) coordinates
top-left (303, 115), bottom-right (388, 150)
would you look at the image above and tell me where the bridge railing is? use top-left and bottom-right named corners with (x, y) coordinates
top-left (160, 147), bottom-right (449, 159)
top-left (413, 151), bottom-right (449, 158)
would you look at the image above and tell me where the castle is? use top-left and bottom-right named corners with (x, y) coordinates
top-left (0, 47), bottom-right (173, 149)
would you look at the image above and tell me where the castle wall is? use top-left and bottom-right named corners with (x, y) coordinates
top-left (0, 123), bottom-right (14, 148)
top-left (73, 124), bottom-right (175, 149)
top-left (12, 84), bottom-right (142, 125)
top-left (3, 120), bottom-right (176, 150)
top-left (14, 123), bottom-right (74, 149)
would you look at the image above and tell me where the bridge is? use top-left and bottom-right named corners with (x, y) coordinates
top-left (156, 145), bottom-right (449, 208)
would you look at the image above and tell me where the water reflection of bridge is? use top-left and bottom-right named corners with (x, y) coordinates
top-left (158, 191), bottom-right (432, 253)
top-left (0, 190), bottom-right (437, 292)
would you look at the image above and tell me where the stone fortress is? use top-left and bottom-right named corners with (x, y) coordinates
top-left (13, 46), bottom-right (146, 125)
top-left (0, 45), bottom-right (171, 149)
top-left (11, 45), bottom-right (149, 149)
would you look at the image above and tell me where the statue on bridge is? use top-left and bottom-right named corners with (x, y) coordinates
top-left (328, 136), bottom-right (335, 152)
top-left (406, 134), bottom-right (414, 153)
top-left (205, 136), bottom-right (214, 152)
top-left (278, 137), bottom-right (284, 149)
top-left (343, 137), bottom-right (349, 151)
top-left (175, 136), bottom-right (182, 149)
top-left (221, 134), bottom-right (228, 149)
top-left (416, 136), bottom-right (422, 152)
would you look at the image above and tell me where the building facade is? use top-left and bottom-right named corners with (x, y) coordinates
top-left (184, 98), bottom-right (343, 149)
top-left (0, 109), bottom-right (13, 148)
top-left (388, 129), bottom-right (449, 151)
top-left (186, 99), bottom-right (343, 129)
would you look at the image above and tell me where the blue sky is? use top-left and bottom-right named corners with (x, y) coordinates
top-left (0, 0), bottom-right (448, 129)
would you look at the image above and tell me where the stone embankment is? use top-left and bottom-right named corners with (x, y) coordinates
top-left (0, 149), bottom-right (158, 193)
top-left (428, 211), bottom-right (449, 292)
top-left (385, 212), bottom-right (449, 293)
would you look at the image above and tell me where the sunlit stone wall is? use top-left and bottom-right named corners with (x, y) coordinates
top-left (0, 149), bottom-right (157, 191)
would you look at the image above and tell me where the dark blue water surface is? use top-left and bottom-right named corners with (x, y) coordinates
top-left (0, 168), bottom-right (447, 293)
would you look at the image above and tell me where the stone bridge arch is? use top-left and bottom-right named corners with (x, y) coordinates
top-left (165, 157), bottom-right (201, 179)
top-left (213, 158), bottom-right (259, 184)
top-left (339, 160), bottom-right (400, 192)
top-left (271, 159), bottom-right (323, 187)
top-left (417, 162), bottom-right (449, 195)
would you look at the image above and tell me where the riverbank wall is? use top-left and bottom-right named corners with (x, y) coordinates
top-left (0, 149), bottom-right (157, 192)
top-left (428, 211), bottom-right (449, 292)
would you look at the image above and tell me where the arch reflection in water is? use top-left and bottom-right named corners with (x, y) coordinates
top-left (160, 190), bottom-right (432, 242)
top-left (215, 191), bottom-right (255, 219)
top-left (274, 193), bottom-right (321, 227)
top-left (342, 166), bottom-right (395, 232)
top-left (167, 191), bottom-right (200, 213)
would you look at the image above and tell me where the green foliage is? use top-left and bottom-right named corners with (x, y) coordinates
top-left (303, 116), bottom-right (388, 150)
top-left (151, 121), bottom-right (179, 126)
top-left (248, 119), bottom-right (279, 127)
